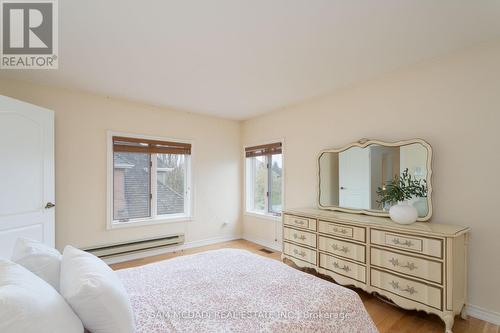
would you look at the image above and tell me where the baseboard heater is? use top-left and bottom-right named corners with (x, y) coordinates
top-left (84, 234), bottom-right (185, 259)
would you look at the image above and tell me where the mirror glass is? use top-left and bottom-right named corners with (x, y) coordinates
top-left (319, 141), bottom-right (431, 219)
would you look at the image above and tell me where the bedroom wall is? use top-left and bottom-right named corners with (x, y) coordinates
top-left (242, 40), bottom-right (500, 317)
top-left (0, 79), bottom-right (242, 250)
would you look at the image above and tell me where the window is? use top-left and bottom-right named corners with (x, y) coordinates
top-left (109, 134), bottom-right (191, 227)
top-left (245, 142), bottom-right (283, 217)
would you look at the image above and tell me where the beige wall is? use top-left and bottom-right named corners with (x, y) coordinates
top-left (242, 41), bottom-right (500, 314)
top-left (0, 79), bottom-right (242, 249)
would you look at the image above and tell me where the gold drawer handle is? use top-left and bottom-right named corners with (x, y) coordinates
top-left (293, 233), bottom-right (306, 241)
top-left (332, 227), bottom-right (348, 234)
top-left (388, 258), bottom-right (417, 271)
top-left (294, 219), bottom-right (305, 225)
top-left (333, 261), bottom-right (351, 272)
top-left (331, 244), bottom-right (349, 253)
top-left (392, 238), bottom-right (413, 247)
top-left (293, 249), bottom-right (307, 257)
top-left (389, 280), bottom-right (417, 295)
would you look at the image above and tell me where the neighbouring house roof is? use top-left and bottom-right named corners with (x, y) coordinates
top-left (157, 182), bottom-right (184, 215)
top-left (114, 153), bottom-right (184, 220)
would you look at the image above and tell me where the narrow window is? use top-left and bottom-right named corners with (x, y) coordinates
top-left (245, 142), bottom-right (283, 217)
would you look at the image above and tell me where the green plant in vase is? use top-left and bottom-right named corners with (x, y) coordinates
top-left (376, 168), bottom-right (427, 224)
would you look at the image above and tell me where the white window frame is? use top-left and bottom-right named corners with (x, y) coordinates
top-left (107, 131), bottom-right (193, 229)
top-left (244, 140), bottom-right (284, 222)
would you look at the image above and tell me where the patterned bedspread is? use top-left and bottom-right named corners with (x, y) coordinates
top-left (116, 249), bottom-right (378, 333)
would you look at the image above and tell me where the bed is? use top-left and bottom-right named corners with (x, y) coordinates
top-left (116, 249), bottom-right (378, 333)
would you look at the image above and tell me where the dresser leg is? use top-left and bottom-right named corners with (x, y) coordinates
top-left (460, 306), bottom-right (468, 320)
top-left (443, 314), bottom-right (454, 333)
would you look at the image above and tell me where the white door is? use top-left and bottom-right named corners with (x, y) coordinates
top-left (0, 96), bottom-right (54, 259)
top-left (339, 147), bottom-right (370, 209)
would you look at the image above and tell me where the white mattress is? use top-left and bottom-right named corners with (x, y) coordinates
top-left (116, 248), bottom-right (378, 333)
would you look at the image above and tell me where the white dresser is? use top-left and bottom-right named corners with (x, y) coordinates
top-left (282, 207), bottom-right (469, 333)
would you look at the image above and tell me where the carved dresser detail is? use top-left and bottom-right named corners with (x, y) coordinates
top-left (282, 208), bottom-right (469, 333)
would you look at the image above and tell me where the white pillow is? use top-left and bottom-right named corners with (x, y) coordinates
top-left (0, 259), bottom-right (83, 333)
top-left (60, 246), bottom-right (135, 333)
top-left (11, 237), bottom-right (62, 291)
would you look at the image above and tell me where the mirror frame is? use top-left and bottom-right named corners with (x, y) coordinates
top-left (318, 138), bottom-right (433, 221)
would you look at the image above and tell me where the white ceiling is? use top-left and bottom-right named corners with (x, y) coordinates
top-left (2, 0), bottom-right (500, 119)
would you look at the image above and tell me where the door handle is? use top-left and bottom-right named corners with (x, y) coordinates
top-left (45, 202), bottom-right (55, 209)
top-left (340, 187), bottom-right (346, 190)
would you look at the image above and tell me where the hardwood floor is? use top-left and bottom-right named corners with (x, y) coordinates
top-left (111, 239), bottom-right (498, 333)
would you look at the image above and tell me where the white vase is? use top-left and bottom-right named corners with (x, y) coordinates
top-left (389, 201), bottom-right (418, 224)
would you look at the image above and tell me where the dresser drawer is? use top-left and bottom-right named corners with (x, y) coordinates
top-left (318, 236), bottom-right (365, 263)
top-left (283, 227), bottom-right (317, 248)
top-left (284, 242), bottom-right (317, 265)
top-left (283, 214), bottom-right (317, 231)
top-left (370, 269), bottom-right (442, 310)
top-left (319, 253), bottom-right (366, 283)
top-left (371, 247), bottom-right (443, 284)
top-left (318, 220), bottom-right (365, 242)
top-left (370, 229), bottom-right (443, 258)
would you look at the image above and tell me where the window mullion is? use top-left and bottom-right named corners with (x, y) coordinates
top-left (151, 153), bottom-right (157, 218)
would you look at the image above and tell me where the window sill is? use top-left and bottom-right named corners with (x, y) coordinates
top-left (107, 215), bottom-right (193, 230)
top-left (244, 211), bottom-right (282, 222)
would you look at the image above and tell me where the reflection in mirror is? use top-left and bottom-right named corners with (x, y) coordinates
top-left (319, 142), bottom-right (430, 218)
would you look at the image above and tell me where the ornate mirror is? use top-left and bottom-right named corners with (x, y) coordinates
top-left (318, 139), bottom-right (433, 221)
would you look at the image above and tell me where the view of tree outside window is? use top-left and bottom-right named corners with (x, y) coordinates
top-left (269, 154), bottom-right (283, 214)
top-left (252, 155), bottom-right (267, 212)
top-left (157, 154), bottom-right (186, 215)
top-left (247, 147), bottom-right (283, 216)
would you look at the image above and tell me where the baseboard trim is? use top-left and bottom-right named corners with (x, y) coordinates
top-left (242, 235), bottom-right (282, 252)
top-left (103, 234), bottom-right (241, 265)
top-left (466, 304), bottom-right (500, 326)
